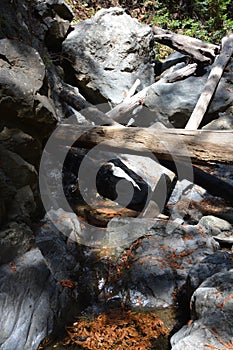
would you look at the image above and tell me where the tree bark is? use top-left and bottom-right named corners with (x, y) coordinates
top-left (185, 34), bottom-right (233, 130)
top-left (55, 125), bottom-right (233, 165)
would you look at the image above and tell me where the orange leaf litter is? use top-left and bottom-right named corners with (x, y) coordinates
top-left (65, 308), bottom-right (168, 350)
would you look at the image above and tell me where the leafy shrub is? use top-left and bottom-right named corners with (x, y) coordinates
top-left (66, 0), bottom-right (233, 45)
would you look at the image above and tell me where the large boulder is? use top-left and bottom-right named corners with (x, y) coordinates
top-left (0, 0), bottom-right (73, 51)
top-left (0, 127), bottom-right (41, 166)
top-left (62, 7), bottom-right (156, 105)
top-left (171, 270), bottom-right (233, 349)
top-left (0, 222), bottom-right (34, 265)
top-left (98, 220), bottom-right (219, 308)
top-left (0, 39), bottom-right (57, 136)
top-left (0, 248), bottom-right (78, 350)
top-left (144, 59), bottom-right (233, 127)
top-left (187, 251), bottom-right (233, 295)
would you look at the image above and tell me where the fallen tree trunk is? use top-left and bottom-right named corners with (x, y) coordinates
top-left (153, 26), bottom-right (219, 64)
top-left (54, 125), bottom-right (233, 165)
top-left (185, 34), bottom-right (233, 130)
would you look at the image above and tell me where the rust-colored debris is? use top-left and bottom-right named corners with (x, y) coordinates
top-left (64, 308), bottom-right (168, 350)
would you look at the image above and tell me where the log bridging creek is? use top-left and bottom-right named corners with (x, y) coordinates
top-left (55, 125), bottom-right (233, 165)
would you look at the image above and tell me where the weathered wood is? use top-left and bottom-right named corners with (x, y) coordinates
top-left (158, 63), bottom-right (197, 83)
top-left (185, 34), bottom-right (233, 130)
top-left (153, 26), bottom-right (219, 64)
top-left (55, 125), bottom-right (233, 165)
top-left (123, 79), bottom-right (141, 100)
top-left (107, 63), bottom-right (197, 122)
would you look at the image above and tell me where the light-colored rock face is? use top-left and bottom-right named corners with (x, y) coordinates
top-left (198, 215), bottom-right (232, 233)
top-left (62, 8), bottom-right (156, 105)
top-left (0, 39), bottom-right (57, 135)
top-left (171, 270), bottom-right (233, 350)
top-left (144, 59), bottom-right (233, 128)
top-left (0, 39), bottom-right (45, 108)
top-left (0, 248), bottom-right (77, 350)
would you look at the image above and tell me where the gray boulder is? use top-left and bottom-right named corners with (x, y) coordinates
top-left (202, 112), bottom-right (233, 130)
top-left (0, 222), bottom-right (34, 265)
top-left (144, 59), bottom-right (233, 127)
top-left (62, 8), bottom-right (156, 105)
top-left (0, 145), bottom-right (39, 224)
top-left (198, 215), bottom-right (233, 245)
top-left (0, 39), bottom-right (57, 133)
top-left (171, 270), bottom-right (233, 349)
top-left (0, 248), bottom-right (77, 350)
top-left (187, 250), bottom-right (233, 294)
top-left (0, 0), bottom-right (72, 50)
top-left (102, 221), bottom-right (219, 308)
top-left (198, 215), bottom-right (232, 233)
top-left (0, 146), bottom-right (37, 190)
top-left (0, 127), bottom-right (41, 166)
top-left (0, 39), bottom-right (45, 116)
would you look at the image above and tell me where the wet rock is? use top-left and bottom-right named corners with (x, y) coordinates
top-left (0, 222), bottom-right (34, 265)
top-left (106, 217), bottom-right (158, 247)
top-left (36, 209), bottom-right (81, 281)
top-left (40, 208), bottom-right (82, 243)
top-left (171, 270), bottom-right (233, 349)
top-left (102, 220), bottom-right (219, 308)
top-left (62, 7), bottom-right (156, 105)
top-left (0, 248), bottom-right (77, 350)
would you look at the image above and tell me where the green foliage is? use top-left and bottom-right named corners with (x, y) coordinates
top-left (144, 0), bottom-right (233, 44)
top-left (66, 0), bottom-right (233, 45)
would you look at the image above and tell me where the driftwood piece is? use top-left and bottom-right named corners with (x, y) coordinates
top-left (185, 34), bottom-right (233, 130)
top-left (54, 125), bottom-right (233, 165)
top-left (123, 79), bottom-right (141, 100)
top-left (153, 26), bottom-right (219, 64)
top-left (107, 63), bottom-right (197, 122)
